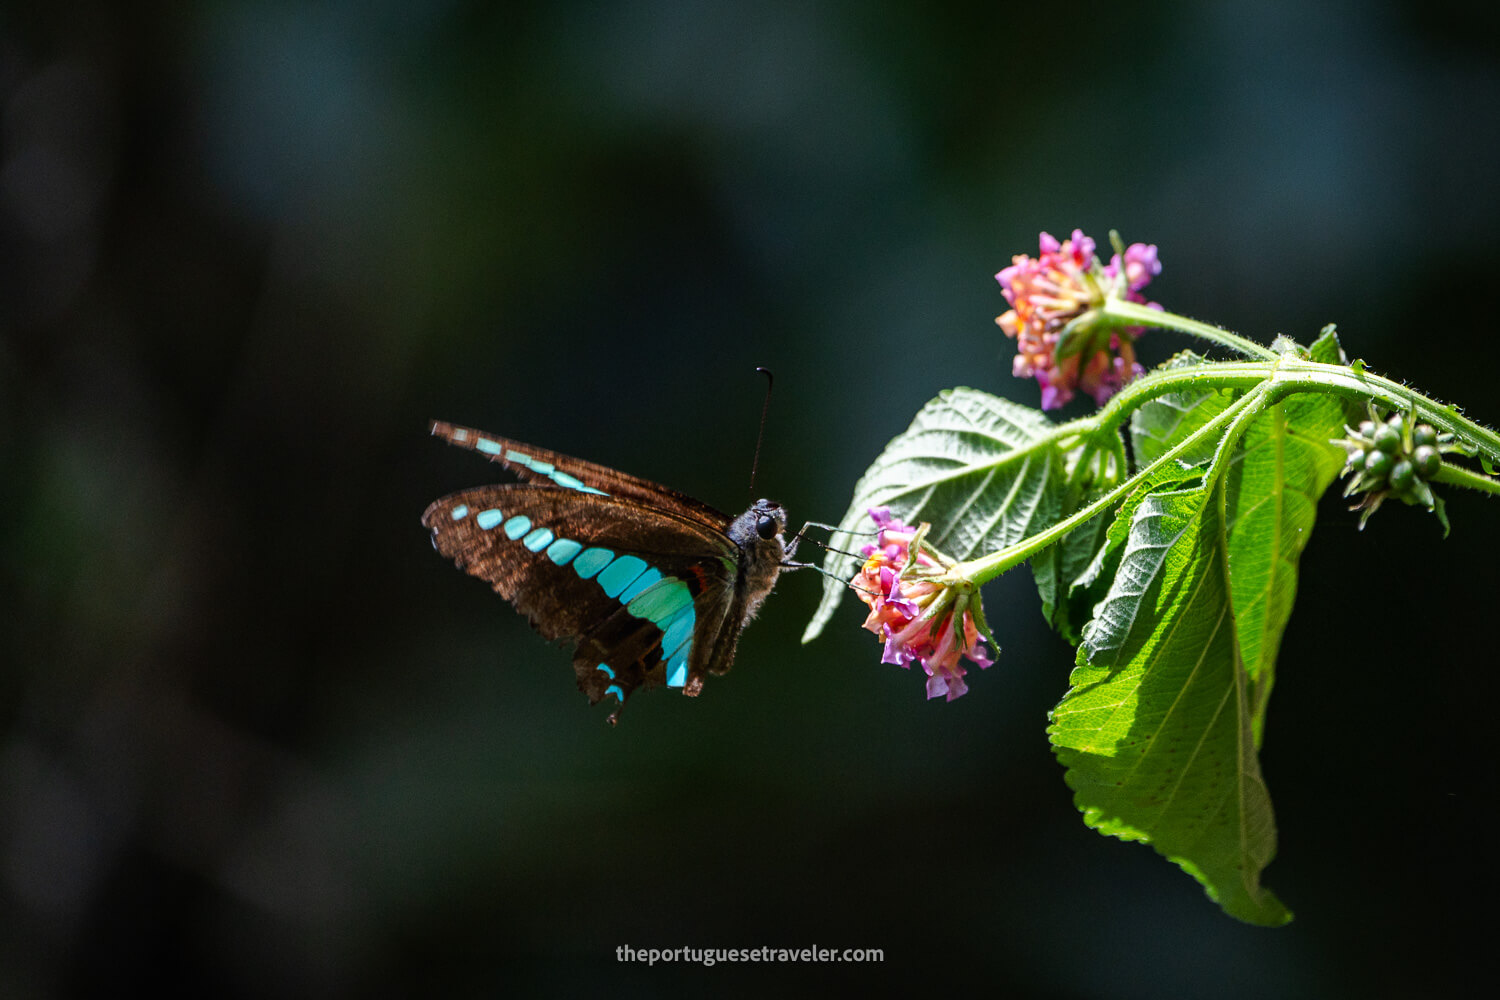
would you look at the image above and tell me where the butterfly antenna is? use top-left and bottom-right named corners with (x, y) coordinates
top-left (747, 367), bottom-right (774, 497)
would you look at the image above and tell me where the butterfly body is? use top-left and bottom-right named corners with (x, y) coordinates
top-left (422, 421), bottom-right (790, 721)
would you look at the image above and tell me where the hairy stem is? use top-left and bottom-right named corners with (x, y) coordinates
top-left (1433, 461), bottom-right (1500, 498)
top-left (929, 349), bottom-right (1500, 589)
top-left (1104, 299), bottom-right (1280, 361)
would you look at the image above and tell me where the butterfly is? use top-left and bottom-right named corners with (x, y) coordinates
top-left (422, 420), bottom-right (797, 723)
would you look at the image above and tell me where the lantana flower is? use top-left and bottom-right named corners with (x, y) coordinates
top-left (996, 229), bottom-right (1162, 409)
top-left (851, 507), bottom-right (995, 701)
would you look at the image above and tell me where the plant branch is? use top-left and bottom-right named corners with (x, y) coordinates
top-left (1432, 461), bottom-right (1500, 498)
top-left (945, 384), bottom-right (1273, 585)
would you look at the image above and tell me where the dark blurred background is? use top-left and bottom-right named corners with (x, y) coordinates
top-left (3, 1), bottom-right (1498, 996)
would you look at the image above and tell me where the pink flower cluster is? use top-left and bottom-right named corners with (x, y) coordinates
top-left (995, 229), bottom-right (1161, 409)
top-left (851, 507), bottom-right (993, 701)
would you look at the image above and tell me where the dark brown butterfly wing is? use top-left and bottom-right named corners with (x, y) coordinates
top-left (430, 421), bottom-right (729, 527)
top-left (421, 487), bottom-right (739, 716)
top-left (424, 422), bottom-right (790, 722)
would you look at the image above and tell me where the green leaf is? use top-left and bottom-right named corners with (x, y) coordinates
top-left (1053, 475), bottom-right (1292, 926)
top-left (1130, 352), bottom-right (1235, 470)
top-left (1055, 346), bottom-right (1355, 925)
top-left (1047, 354), bottom-right (1235, 646)
top-left (1310, 324), bottom-right (1344, 358)
top-left (1223, 341), bottom-right (1351, 741)
top-left (1030, 468), bottom-right (1112, 645)
top-left (1124, 333), bottom-right (1351, 744)
top-left (802, 388), bottom-right (1057, 643)
top-left (1033, 353), bottom-right (1240, 646)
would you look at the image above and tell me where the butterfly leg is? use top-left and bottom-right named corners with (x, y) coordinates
top-left (782, 519), bottom-right (849, 566)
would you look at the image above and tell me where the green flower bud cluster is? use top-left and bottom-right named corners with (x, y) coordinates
top-left (1335, 411), bottom-right (1457, 529)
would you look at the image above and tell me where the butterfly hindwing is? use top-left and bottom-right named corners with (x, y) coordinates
top-left (422, 485), bottom-right (740, 709)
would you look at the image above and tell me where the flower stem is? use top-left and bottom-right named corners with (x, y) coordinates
top-left (1102, 299), bottom-right (1279, 360)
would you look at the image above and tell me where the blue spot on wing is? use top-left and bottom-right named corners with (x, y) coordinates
top-left (503, 516), bottom-right (532, 540)
top-left (451, 504), bottom-right (470, 520)
top-left (475, 508), bottom-right (503, 530)
top-left (522, 527), bottom-right (555, 552)
top-left (545, 538), bottom-right (582, 565)
top-left (572, 547), bottom-right (614, 579)
top-left (659, 603), bottom-right (696, 659)
top-left (596, 555), bottom-right (647, 598)
top-left (617, 567), bottom-right (662, 604)
top-left (627, 579), bottom-right (693, 623)
top-left (532, 461), bottom-right (607, 494)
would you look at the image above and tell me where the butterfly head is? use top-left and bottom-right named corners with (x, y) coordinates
top-left (753, 499), bottom-right (786, 541)
top-left (723, 498), bottom-right (789, 603)
top-left (735, 498), bottom-right (787, 547)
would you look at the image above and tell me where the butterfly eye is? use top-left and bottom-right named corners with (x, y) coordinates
top-left (756, 515), bottom-right (779, 540)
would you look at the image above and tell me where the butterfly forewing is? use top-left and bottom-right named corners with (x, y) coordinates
top-left (430, 421), bottom-right (729, 527)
